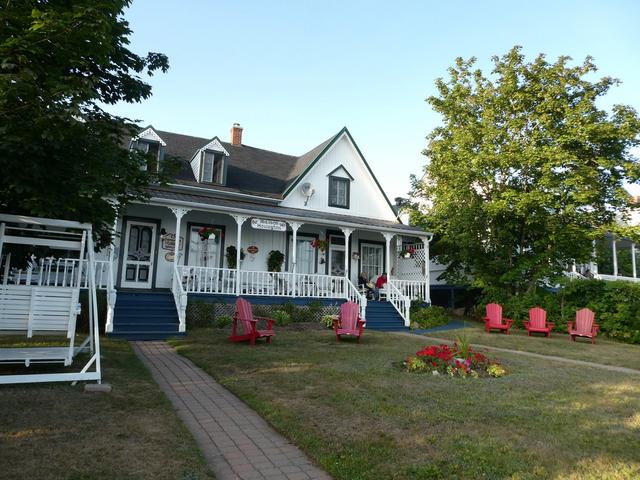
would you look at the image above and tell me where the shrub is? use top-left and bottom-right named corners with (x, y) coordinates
top-left (186, 300), bottom-right (215, 328)
top-left (411, 306), bottom-right (450, 329)
top-left (320, 314), bottom-right (337, 329)
top-left (271, 310), bottom-right (291, 326)
top-left (214, 314), bottom-right (232, 329)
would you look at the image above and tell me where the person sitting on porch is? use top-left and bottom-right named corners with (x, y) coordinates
top-left (374, 272), bottom-right (387, 300)
top-left (358, 271), bottom-right (374, 299)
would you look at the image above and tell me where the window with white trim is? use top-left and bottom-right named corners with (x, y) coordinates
top-left (201, 151), bottom-right (224, 184)
top-left (133, 140), bottom-right (160, 173)
top-left (328, 176), bottom-right (350, 208)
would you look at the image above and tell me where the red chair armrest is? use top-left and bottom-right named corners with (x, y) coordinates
top-left (504, 318), bottom-right (514, 326)
top-left (253, 315), bottom-right (274, 328)
top-left (567, 321), bottom-right (574, 330)
top-left (593, 323), bottom-right (600, 333)
top-left (547, 323), bottom-right (555, 330)
top-left (523, 321), bottom-right (530, 328)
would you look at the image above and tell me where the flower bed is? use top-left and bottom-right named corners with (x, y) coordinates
top-left (405, 341), bottom-right (507, 378)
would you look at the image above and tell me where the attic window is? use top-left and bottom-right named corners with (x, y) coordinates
top-left (133, 140), bottom-right (160, 173)
top-left (201, 151), bottom-right (224, 184)
top-left (328, 176), bottom-right (350, 209)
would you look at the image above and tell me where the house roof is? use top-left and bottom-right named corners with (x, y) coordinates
top-left (146, 185), bottom-right (429, 236)
top-left (144, 129), bottom-right (339, 199)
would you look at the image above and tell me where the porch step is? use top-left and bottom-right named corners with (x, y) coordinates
top-left (110, 291), bottom-right (181, 341)
top-left (365, 301), bottom-right (408, 332)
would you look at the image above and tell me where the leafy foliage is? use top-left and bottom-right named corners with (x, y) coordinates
top-left (411, 305), bottom-right (450, 329)
top-left (0, 1), bottom-right (173, 246)
top-left (267, 250), bottom-right (285, 272)
top-left (409, 46), bottom-right (640, 293)
top-left (271, 310), bottom-right (291, 326)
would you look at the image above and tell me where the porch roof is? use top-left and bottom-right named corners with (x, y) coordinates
top-left (145, 186), bottom-right (431, 237)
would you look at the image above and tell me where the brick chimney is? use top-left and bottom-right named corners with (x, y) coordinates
top-left (230, 123), bottom-right (243, 146)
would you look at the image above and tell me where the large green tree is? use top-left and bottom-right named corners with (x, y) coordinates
top-left (409, 46), bottom-right (640, 293)
top-left (0, 0), bottom-right (172, 246)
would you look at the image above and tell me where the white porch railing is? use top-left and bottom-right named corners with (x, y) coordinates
top-left (386, 281), bottom-right (411, 327)
top-left (172, 265), bottom-right (188, 332)
top-left (175, 265), bottom-right (368, 324)
top-left (389, 278), bottom-right (428, 302)
top-left (594, 273), bottom-right (640, 283)
top-left (2, 257), bottom-right (113, 290)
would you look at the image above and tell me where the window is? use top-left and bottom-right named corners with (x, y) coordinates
top-left (361, 243), bottom-right (384, 279)
top-left (201, 151), bottom-right (224, 183)
top-left (133, 141), bottom-right (160, 173)
top-left (188, 225), bottom-right (222, 267)
top-left (328, 176), bottom-right (350, 208)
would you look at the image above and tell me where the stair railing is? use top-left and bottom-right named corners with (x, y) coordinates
top-left (386, 281), bottom-right (411, 327)
top-left (172, 265), bottom-right (188, 332)
top-left (346, 279), bottom-right (367, 322)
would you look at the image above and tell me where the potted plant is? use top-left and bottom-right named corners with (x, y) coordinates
top-left (225, 245), bottom-right (245, 269)
top-left (311, 238), bottom-right (329, 252)
top-left (198, 226), bottom-right (223, 242)
top-left (399, 246), bottom-right (416, 258)
top-left (267, 250), bottom-right (285, 272)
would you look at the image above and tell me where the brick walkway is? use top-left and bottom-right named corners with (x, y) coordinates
top-left (132, 341), bottom-right (332, 480)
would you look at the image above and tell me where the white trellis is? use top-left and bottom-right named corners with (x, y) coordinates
top-left (0, 214), bottom-right (102, 385)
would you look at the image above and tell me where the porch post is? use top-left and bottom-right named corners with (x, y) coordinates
top-left (383, 232), bottom-right (394, 277)
top-left (591, 239), bottom-right (599, 275)
top-left (232, 215), bottom-right (249, 295)
top-left (288, 221), bottom-right (302, 297)
top-left (170, 207), bottom-right (191, 265)
top-left (633, 243), bottom-right (637, 280)
top-left (612, 236), bottom-right (618, 277)
top-left (421, 235), bottom-right (432, 303)
top-left (340, 227), bottom-right (353, 281)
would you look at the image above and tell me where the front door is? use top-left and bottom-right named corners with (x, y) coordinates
top-left (328, 235), bottom-right (346, 276)
top-left (121, 220), bottom-right (157, 289)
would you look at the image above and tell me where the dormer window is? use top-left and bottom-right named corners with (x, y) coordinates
top-left (329, 176), bottom-right (350, 208)
top-left (132, 140), bottom-right (161, 173)
top-left (201, 151), bottom-right (224, 183)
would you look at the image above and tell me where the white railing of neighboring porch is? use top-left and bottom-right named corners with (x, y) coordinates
top-left (389, 279), bottom-right (428, 302)
top-left (175, 265), bottom-right (368, 324)
top-left (386, 280), bottom-right (411, 327)
top-left (172, 265), bottom-right (188, 332)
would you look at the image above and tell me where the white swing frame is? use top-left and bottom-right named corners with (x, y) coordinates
top-left (0, 214), bottom-right (102, 384)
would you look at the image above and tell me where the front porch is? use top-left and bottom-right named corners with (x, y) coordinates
top-left (110, 201), bottom-right (432, 335)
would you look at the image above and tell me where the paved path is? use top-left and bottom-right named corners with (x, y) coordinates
top-left (403, 333), bottom-right (640, 375)
top-left (133, 341), bottom-right (332, 480)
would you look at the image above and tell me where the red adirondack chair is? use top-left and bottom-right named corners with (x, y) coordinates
top-left (483, 303), bottom-right (513, 334)
top-left (524, 307), bottom-right (554, 337)
top-left (568, 308), bottom-right (600, 344)
top-left (229, 297), bottom-right (275, 345)
top-left (333, 301), bottom-right (366, 342)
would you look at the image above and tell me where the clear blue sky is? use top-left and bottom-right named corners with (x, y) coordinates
top-left (109, 0), bottom-right (640, 199)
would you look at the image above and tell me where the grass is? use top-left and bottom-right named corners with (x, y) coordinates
top-left (425, 322), bottom-right (640, 371)
top-left (172, 328), bottom-right (640, 480)
top-left (0, 337), bottom-right (214, 480)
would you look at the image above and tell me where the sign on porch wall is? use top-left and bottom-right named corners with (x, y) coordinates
top-left (161, 234), bottom-right (183, 251)
top-left (250, 218), bottom-right (287, 231)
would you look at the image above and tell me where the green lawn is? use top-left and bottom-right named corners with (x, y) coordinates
top-left (0, 338), bottom-right (214, 480)
top-left (425, 323), bottom-right (640, 371)
top-left (172, 328), bottom-right (640, 480)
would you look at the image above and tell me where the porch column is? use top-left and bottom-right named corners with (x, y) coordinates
top-left (232, 215), bottom-right (249, 295)
top-left (340, 227), bottom-right (353, 281)
top-left (170, 207), bottom-right (191, 265)
top-left (288, 221), bottom-right (302, 296)
top-left (612, 236), bottom-right (618, 277)
top-left (382, 232), bottom-right (394, 277)
top-left (421, 235), bottom-right (432, 303)
top-left (633, 243), bottom-right (637, 279)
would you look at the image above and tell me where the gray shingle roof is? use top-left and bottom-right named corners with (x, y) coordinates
top-left (149, 129), bottom-right (339, 199)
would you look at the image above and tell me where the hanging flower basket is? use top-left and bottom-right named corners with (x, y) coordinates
top-left (311, 239), bottom-right (329, 252)
top-left (198, 227), bottom-right (224, 242)
top-left (399, 246), bottom-right (416, 258)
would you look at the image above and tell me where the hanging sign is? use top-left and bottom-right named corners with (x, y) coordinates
top-left (250, 218), bottom-right (287, 231)
top-left (161, 233), bottom-right (183, 251)
top-left (247, 245), bottom-right (259, 254)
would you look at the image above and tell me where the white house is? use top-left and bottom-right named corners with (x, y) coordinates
top-left (2, 124), bottom-right (433, 339)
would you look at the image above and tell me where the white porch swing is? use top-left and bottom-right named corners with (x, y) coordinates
top-left (0, 214), bottom-right (101, 384)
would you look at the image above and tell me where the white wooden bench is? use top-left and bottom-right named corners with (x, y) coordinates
top-left (0, 285), bottom-right (81, 366)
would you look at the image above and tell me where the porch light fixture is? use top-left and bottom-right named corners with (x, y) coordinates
top-left (352, 252), bottom-right (360, 260)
